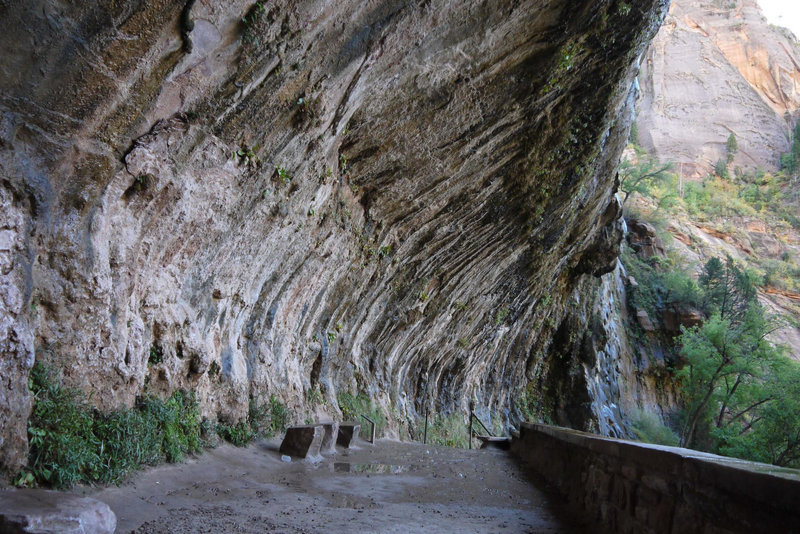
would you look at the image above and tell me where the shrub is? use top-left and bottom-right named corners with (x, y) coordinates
top-left (20, 363), bottom-right (201, 488)
top-left (215, 421), bottom-right (254, 447)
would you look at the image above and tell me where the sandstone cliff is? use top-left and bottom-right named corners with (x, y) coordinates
top-left (638, 0), bottom-right (800, 176)
top-left (0, 0), bottom-right (668, 478)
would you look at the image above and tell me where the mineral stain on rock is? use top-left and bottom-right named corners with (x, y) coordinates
top-left (0, 0), bottom-right (669, 478)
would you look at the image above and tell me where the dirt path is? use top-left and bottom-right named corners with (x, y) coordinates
top-left (77, 439), bottom-right (585, 533)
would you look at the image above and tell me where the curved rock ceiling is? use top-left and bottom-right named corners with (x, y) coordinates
top-left (0, 0), bottom-right (669, 476)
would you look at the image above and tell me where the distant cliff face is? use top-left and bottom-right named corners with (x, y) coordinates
top-left (0, 0), bottom-right (668, 477)
top-left (638, 0), bottom-right (800, 176)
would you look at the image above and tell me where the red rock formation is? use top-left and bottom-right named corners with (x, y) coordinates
top-left (638, 0), bottom-right (800, 176)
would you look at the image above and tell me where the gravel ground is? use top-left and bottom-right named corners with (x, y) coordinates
top-left (79, 438), bottom-right (586, 533)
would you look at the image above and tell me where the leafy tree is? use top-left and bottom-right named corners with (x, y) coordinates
top-left (712, 349), bottom-right (800, 467)
top-left (675, 256), bottom-right (800, 467)
top-left (619, 152), bottom-right (674, 205)
top-left (677, 307), bottom-right (782, 449)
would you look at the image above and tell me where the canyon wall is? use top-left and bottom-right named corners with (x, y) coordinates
top-left (638, 0), bottom-right (800, 176)
top-left (0, 0), bottom-right (668, 478)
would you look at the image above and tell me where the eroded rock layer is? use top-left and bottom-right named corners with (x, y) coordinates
top-left (0, 0), bottom-right (668, 476)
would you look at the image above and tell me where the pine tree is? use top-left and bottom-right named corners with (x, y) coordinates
top-left (725, 133), bottom-right (738, 163)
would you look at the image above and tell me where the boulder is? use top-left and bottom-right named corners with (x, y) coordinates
top-left (0, 489), bottom-right (116, 534)
top-left (626, 219), bottom-right (666, 259)
top-left (636, 309), bottom-right (656, 332)
top-left (279, 425), bottom-right (324, 458)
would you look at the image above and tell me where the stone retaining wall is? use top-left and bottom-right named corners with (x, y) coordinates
top-left (511, 423), bottom-right (800, 534)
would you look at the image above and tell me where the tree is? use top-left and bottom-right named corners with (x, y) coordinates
top-left (781, 120), bottom-right (800, 176)
top-left (698, 256), bottom-right (755, 324)
top-left (725, 133), bottom-right (738, 163)
top-left (714, 159), bottom-right (730, 179)
top-left (676, 256), bottom-right (800, 467)
top-left (619, 152), bottom-right (674, 205)
top-left (712, 349), bottom-right (800, 468)
top-left (677, 306), bottom-right (784, 450)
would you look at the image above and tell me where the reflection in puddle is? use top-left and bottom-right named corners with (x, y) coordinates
top-left (333, 463), bottom-right (421, 474)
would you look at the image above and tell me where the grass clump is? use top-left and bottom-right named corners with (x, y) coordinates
top-left (18, 363), bottom-right (201, 489)
top-left (424, 414), bottom-right (469, 448)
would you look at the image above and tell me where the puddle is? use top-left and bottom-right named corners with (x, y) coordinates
top-left (333, 463), bottom-right (422, 474)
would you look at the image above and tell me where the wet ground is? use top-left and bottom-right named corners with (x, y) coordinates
top-left (81, 439), bottom-right (586, 533)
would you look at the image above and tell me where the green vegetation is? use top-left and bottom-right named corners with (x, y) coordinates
top-left (234, 145), bottom-right (259, 167)
top-left (18, 363), bottom-right (201, 488)
top-left (494, 307), bottom-right (510, 325)
top-left (16, 362), bottom-right (292, 487)
top-left (241, 2), bottom-right (267, 46)
top-left (619, 148), bottom-right (675, 207)
top-left (217, 395), bottom-right (290, 447)
top-left (148, 344), bottom-right (164, 366)
top-left (215, 421), bottom-right (254, 446)
top-left (275, 166), bottom-right (291, 184)
top-left (676, 257), bottom-right (800, 467)
top-left (725, 133), bottom-right (738, 163)
top-left (625, 136), bottom-right (800, 293)
top-left (780, 120), bottom-right (800, 176)
top-left (423, 414), bottom-right (469, 448)
top-left (623, 250), bottom-right (800, 467)
top-left (515, 387), bottom-right (541, 424)
top-left (133, 173), bottom-right (153, 193)
top-left (337, 392), bottom-right (385, 439)
top-left (683, 175), bottom-right (756, 219)
top-left (630, 409), bottom-right (679, 446)
top-left (621, 245), bottom-right (701, 319)
top-left (625, 252), bottom-right (800, 467)
top-left (622, 133), bottom-right (800, 468)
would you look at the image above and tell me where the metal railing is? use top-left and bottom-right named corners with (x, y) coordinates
top-left (468, 402), bottom-right (493, 449)
top-left (360, 414), bottom-right (376, 444)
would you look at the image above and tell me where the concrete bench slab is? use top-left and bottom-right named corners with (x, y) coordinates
top-left (337, 422), bottom-right (361, 448)
top-left (0, 489), bottom-right (116, 534)
top-left (280, 424), bottom-right (324, 458)
top-left (476, 435), bottom-right (511, 450)
top-left (319, 422), bottom-right (339, 455)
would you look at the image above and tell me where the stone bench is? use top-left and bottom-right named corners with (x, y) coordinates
top-left (279, 422), bottom-right (339, 458)
top-left (279, 424), bottom-right (324, 458)
top-left (337, 422), bottom-right (361, 448)
top-left (319, 421), bottom-right (339, 455)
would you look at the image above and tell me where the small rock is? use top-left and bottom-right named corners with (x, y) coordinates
top-left (0, 489), bottom-right (116, 534)
top-left (281, 455), bottom-right (292, 462)
top-left (636, 308), bottom-right (655, 332)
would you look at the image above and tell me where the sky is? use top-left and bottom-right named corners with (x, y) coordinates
top-left (758, 0), bottom-right (800, 38)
